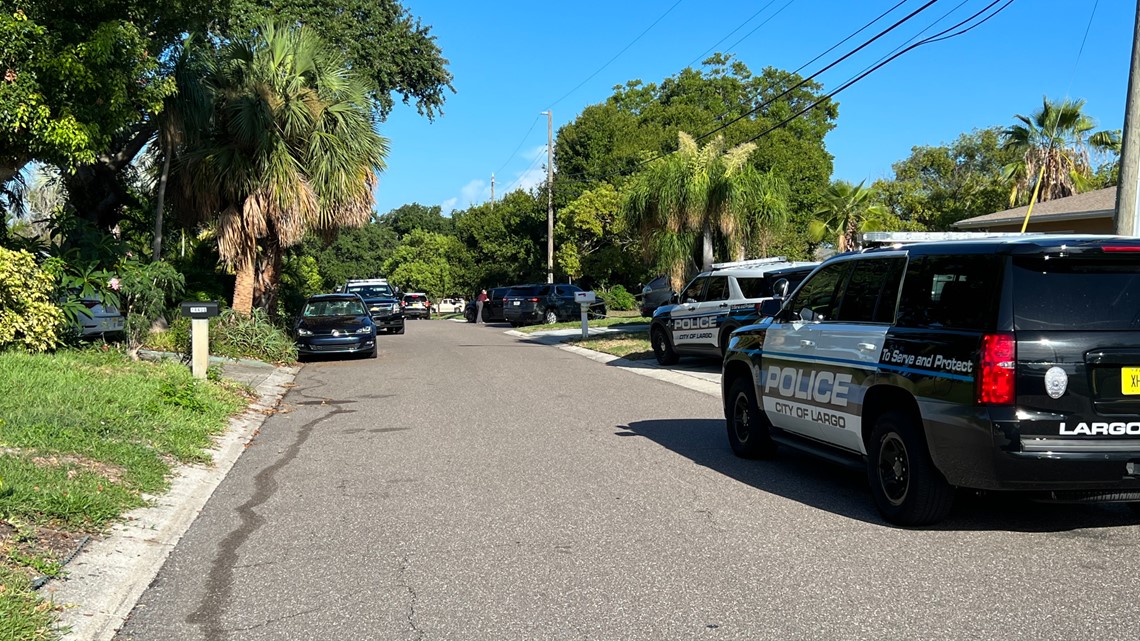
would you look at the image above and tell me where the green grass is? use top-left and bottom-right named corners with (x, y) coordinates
top-left (0, 348), bottom-right (250, 640)
top-left (512, 313), bottom-right (648, 334)
top-left (564, 331), bottom-right (653, 360)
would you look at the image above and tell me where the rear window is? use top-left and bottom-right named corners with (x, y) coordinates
top-left (737, 277), bottom-right (772, 299)
top-left (509, 285), bottom-right (544, 297)
top-left (896, 254), bottom-right (1001, 330)
top-left (347, 284), bottom-right (393, 298)
top-left (403, 294), bottom-right (427, 302)
top-left (1013, 256), bottom-right (1140, 330)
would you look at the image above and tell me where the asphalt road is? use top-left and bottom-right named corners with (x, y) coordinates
top-left (116, 319), bottom-right (1140, 641)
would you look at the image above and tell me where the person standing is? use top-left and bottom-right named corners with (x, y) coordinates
top-left (475, 289), bottom-right (488, 324)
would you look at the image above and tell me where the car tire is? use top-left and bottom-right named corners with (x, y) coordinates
top-left (651, 326), bottom-right (680, 365)
top-left (725, 376), bottom-right (776, 459)
top-left (369, 346), bottom-right (378, 359)
top-left (867, 411), bottom-right (954, 526)
top-left (543, 308), bottom-right (559, 325)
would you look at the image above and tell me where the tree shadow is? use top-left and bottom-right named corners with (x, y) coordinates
top-left (620, 418), bottom-right (1140, 532)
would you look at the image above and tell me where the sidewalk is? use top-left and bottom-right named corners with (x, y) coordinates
top-left (46, 356), bottom-right (300, 641)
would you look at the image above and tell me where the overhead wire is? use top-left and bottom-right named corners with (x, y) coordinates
top-left (494, 115), bottom-right (542, 179)
top-left (501, 147), bottom-right (548, 195)
top-left (683, 0), bottom-right (784, 69)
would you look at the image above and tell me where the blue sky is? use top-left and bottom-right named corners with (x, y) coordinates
top-left (373, 0), bottom-right (1133, 216)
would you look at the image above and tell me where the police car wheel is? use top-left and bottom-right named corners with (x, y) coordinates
top-left (651, 327), bottom-right (679, 365)
top-left (726, 377), bottom-right (775, 459)
top-left (867, 411), bottom-right (954, 526)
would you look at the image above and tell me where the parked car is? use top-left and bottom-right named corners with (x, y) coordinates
top-left (401, 293), bottom-right (431, 319)
top-left (433, 297), bottom-right (465, 314)
top-left (74, 296), bottom-right (126, 339)
top-left (639, 275), bottom-right (672, 317)
top-left (294, 293), bottom-right (377, 359)
top-left (344, 279), bottom-right (404, 335)
top-left (464, 286), bottom-right (513, 323)
top-left (650, 258), bottom-right (817, 363)
top-left (502, 283), bottom-right (607, 326)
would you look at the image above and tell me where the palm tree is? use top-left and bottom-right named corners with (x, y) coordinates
top-left (623, 131), bottom-right (787, 290)
top-left (809, 180), bottom-right (889, 253)
top-left (172, 24), bottom-right (389, 315)
top-left (1001, 97), bottom-right (1120, 207)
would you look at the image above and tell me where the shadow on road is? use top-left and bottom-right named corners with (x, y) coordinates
top-left (621, 418), bottom-right (1140, 533)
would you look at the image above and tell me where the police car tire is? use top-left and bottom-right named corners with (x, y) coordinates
top-left (867, 411), bottom-right (954, 526)
top-left (726, 377), bottom-right (776, 459)
top-left (651, 326), bottom-right (679, 365)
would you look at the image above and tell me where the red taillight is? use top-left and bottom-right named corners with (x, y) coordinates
top-left (978, 333), bottom-right (1016, 405)
top-left (1102, 245), bottom-right (1140, 252)
top-left (528, 297), bottom-right (539, 302)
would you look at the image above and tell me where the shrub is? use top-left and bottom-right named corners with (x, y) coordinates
top-left (599, 285), bottom-right (637, 311)
top-left (145, 316), bottom-right (191, 355)
top-left (116, 259), bottom-right (185, 357)
top-left (0, 248), bottom-right (63, 352)
top-left (210, 309), bottom-right (297, 364)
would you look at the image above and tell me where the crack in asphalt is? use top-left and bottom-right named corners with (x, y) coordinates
top-left (185, 374), bottom-right (351, 641)
top-left (397, 555), bottom-right (424, 640)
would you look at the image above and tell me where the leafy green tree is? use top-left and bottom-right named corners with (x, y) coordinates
top-left (555, 182), bottom-right (631, 280)
top-left (171, 24), bottom-right (389, 316)
top-left (382, 230), bottom-right (471, 300)
top-left (377, 202), bottom-right (454, 239)
top-left (873, 128), bottom-right (1017, 230)
top-left (301, 223), bottom-right (400, 290)
top-left (1002, 97), bottom-right (1120, 207)
top-left (809, 181), bottom-right (891, 252)
top-left (0, 247), bottom-right (63, 352)
top-left (453, 190), bottom-right (546, 287)
top-left (624, 131), bottom-right (789, 290)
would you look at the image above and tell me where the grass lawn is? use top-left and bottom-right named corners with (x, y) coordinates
top-left (0, 349), bottom-right (251, 640)
top-left (564, 331), bottom-right (653, 360)
top-left (512, 309), bottom-right (648, 334)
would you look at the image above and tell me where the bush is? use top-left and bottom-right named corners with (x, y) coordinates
top-left (210, 309), bottom-right (297, 364)
top-left (0, 248), bottom-right (63, 352)
top-left (145, 316), bottom-right (191, 355)
top-left (599, 285), bottom-right (637, 311)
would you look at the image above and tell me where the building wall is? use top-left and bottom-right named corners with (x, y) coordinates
top-left (963, 217), bottom-right (1115, 234)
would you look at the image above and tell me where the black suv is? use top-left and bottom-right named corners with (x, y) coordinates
top-left (344, 280), bottom-right (404, 334)
top-left (722, 236), bottom-right (1140, 525)
top-left (465, 286), bottom-right (513, 323)
top-left (502, 283), bottom-right (607, 326)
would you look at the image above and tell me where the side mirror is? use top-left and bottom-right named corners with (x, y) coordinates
top-left (670, 292), bottom-right (679, 304)
top-left (759, 298), bottom-right (783, 318)
top-left (773, 278), bottom-right (790, 298)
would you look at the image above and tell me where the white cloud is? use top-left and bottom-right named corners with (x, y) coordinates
top-left (460, 179), bottom-right (487, 207)
top-left (440, 197), bottom-right (458, 213)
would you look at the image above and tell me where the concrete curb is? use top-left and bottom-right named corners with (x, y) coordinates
top-left (44, 364), bottom-right (300, 641)
top-left (555, 343), bottom-right (721, 398)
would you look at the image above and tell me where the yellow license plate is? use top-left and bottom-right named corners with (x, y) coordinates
top-left (1123, 367), bottom-right (1140, 395)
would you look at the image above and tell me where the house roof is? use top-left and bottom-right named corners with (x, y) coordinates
top-left (953, 186), bottom-right (1117, 229)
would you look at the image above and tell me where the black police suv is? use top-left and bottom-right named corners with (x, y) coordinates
top-left (294, 293), bottom-right (377, 359)
top-left (722, 236), bottom-right (1140, 525)
top-left (345, 280), bottom-right (404, 334)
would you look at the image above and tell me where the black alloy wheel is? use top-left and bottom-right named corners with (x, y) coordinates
top-left (725, 377), bottom-right (776, 458)
top-left (651, 326), bottom-right (679, 365)
top-left (867, 411), bottom-right (954, 526)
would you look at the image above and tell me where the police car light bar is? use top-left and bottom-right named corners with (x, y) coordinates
top-left (710, 257), bottom-right (788, 270)
top-left (862, 232), bottom-right (1032, 246)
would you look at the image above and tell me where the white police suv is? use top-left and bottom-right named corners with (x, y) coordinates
top-left (723, 235), bottom-right (1140, 525)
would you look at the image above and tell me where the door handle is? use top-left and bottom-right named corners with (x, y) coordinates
top-left (687, 305), bottom-right (697, 311)
top-left (857, 342), bottom-right (876, 351)
top-left (718, 303), bottom-right (729, 308)
top-left (800, 339), bottom-right (815, 347)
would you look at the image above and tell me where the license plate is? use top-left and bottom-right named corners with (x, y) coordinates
top-left (1123, 367), bottom-right (1140, 395)
top-left (513, 301), bottom-right (520, 306)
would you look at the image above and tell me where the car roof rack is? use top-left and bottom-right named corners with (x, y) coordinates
top-left (710, 256), bottom-right (789, 270)
top-left (861, 231), bottom-right (1034, 247)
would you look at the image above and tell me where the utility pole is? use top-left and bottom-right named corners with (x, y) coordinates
top-left (542, 110), bottom-right (554, 283)
top-left (490, 173), bottom-right (495, 212)
top-left (1116, 0), bottom-right (1140, 235)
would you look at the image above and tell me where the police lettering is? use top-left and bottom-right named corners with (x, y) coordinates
top-left (764, 366), bottom-right (852, 407)
top-left (674, 316), bottom-right (715, 331)
top-left (1060, 422), bottom-right (1140, 436)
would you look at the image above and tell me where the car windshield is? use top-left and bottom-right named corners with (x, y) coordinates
top-left (303, 299), bottom-right (366, 317)
top-left (346, 284), bottom-right (393, 298)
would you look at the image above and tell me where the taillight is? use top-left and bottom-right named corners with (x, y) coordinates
top-left (1102, 245), bottom-right (1140, 252)
top-left (528, 297), bottom-right (539, 302)
top-left (978, 333), bottom-right (1015, 405)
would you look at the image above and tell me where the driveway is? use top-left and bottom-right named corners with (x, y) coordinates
top-left (115, 320), bottom-right (1140, 641)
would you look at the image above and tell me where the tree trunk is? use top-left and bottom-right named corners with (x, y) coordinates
top-left (232, 258), bottom-right (256, 316)
top-left (152, 136), bottom-right (171, 262)
top-left (701, 225), bottom-right (715, 271)
top-left (255, 239), bottom-right (283, 317)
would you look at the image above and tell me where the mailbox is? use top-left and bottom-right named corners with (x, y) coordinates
top-left (574, 291), bottom-right (596, 304)
top-left (180, 301), bottom-right (220, 319)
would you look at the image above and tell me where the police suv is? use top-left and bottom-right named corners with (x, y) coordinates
top-left (650, 258), bottom-right (817, 364)
top-left (722, 235), bottom-right (1140, 525)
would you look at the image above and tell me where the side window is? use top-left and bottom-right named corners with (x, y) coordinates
top-left (835, 257), bottom-right (906, 323)
top-left (788, 262), bottom-right (850, 322)
top-left (703, 276), bottom-right (729, 301)
top-left (680, 278), bottom-right (705, 303)
top-left (556, 285), bottom-right (576, 297)
top-left (736, 277), bottom-right (771, 299)
top-left (897, 255), bottom-right (1001, 330)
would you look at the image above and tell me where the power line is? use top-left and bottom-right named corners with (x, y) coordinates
top-left (547, 0), bottom-right (686, 110)
top-left (494, 115), bottom-right (542, 179)
top-left (684, 0), bottom-right (783, 69)
top-left (502, 147), bottom-right (548, 195)
top-left (719, 0), bottom-right (800, 57)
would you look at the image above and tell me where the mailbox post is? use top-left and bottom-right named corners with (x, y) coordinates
top-left (574, 290), bottom-right (596, 339)
top-left (180, 301), bottom-right (220, 379)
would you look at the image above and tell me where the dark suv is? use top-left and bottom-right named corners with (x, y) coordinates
top-left (344, 280), bottom-right (404, 334)
top-left (722, 236), bottom-right (1140, 525)
top-left (502, 283), bottom-right (607, 326)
